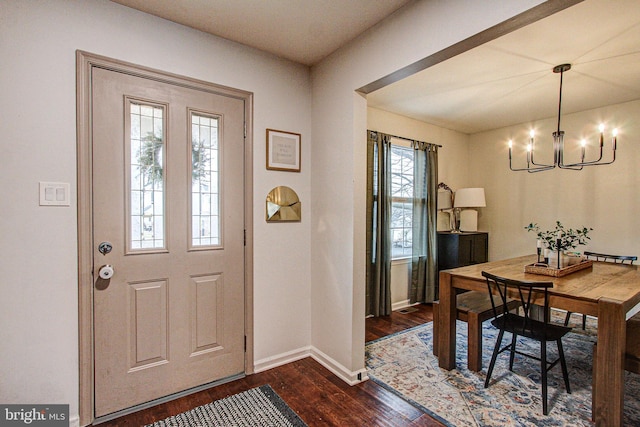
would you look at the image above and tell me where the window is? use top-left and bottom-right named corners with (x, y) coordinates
top-left (129, 101), bottom-right (165, 250)
top-left (390, 144), bottom-right (414, 258)
top-left (190, 112), bottom-right (221, 248)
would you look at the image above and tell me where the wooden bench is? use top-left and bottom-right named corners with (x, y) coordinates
top-left (432, 291), bottom-right (518, 372)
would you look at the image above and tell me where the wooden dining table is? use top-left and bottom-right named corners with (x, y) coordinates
top-left (437, 254), bottom-right (640, 426)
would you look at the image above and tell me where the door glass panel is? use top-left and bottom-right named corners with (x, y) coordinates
top-left (130, 102), bottom-right (165, 250)
top-left (190, 112), bottom-right (221, 248)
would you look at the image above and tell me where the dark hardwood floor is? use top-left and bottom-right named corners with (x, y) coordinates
top-left (97, 303), bottom-right (440, 426)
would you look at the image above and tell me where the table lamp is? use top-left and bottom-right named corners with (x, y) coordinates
top-left (453, 188), bottom-right (486, 232)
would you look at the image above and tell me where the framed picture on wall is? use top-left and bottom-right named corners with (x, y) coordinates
top-left (266, 129), bottom-right (301, 172)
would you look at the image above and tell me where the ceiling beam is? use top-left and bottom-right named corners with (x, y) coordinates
top-left (357, 0), bottom-right (583, 94)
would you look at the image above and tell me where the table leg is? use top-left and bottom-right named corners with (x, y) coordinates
top-left (468, 311), bottom-right (482, 372)
top-left (437, 271), bottom-right (456, 369)
top-left (594, 297), bottom-right (626, 426)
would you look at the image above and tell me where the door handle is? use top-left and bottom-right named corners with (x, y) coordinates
top-left (98, 265), bottom-right (114, 280)
top-left (95, 264), bottom-right (114, 291)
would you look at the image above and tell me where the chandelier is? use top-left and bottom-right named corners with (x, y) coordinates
top-left (508, 64), bottom-right (618, 173)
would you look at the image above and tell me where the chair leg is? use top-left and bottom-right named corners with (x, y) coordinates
top-left (557, 339), bottom-right (571, 394)
top-left (485, 328), bottom-right (505, 388)
top-left (508, 333), bottom-right (517, 371)
top-left (432, 302), bottom-right (439, 357)
top-left (467, 312), bottom-right (482, 372)
top-left (541, 340), bottom-right (548, 415)
top-left (564, 311), bottom-right (572, 326)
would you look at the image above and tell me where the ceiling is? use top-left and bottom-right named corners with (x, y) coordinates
top-left (112, 0), bottom-right (640, 135)
top-left (110, 0), bottom-right (412, 66)
top-left (367, 0), bottom-right (640, 134)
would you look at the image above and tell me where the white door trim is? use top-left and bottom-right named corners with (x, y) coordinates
top-left (76, 50), bottom-right (254, 426)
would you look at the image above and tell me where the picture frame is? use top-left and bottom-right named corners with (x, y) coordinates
top-left (266, 129), bottom-right (301, 172)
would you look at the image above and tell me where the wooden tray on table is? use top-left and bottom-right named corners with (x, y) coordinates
top-left (524, 259), bottom-right (593, 277)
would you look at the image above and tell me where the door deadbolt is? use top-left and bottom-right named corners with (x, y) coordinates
top-left (98, 242), bottom-right (113, 255)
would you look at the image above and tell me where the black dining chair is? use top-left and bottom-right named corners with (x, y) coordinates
top-left (564, 251), bottom-right (637, 329)
top-left (482, 271), bottom-right (572, 415)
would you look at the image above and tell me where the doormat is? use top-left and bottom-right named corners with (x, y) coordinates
top-left (146, 384), bottom-right (307, 427)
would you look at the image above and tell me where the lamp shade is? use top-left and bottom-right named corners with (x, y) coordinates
top-left (437, 191), bottom-right (453, 210)
top-left (454, 188), bottom-right (486, 208)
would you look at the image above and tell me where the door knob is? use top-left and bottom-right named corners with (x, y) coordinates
top-left (98, 265), bottom-right (114, 280)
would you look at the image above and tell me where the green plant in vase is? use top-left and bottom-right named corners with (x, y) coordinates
top-left (525, 221), bottom-right (592, 267)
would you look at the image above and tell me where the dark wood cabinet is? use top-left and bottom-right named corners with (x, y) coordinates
top-left (437, 231), bottom-right (488, 270)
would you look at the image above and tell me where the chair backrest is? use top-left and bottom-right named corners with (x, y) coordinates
top-left (482, 271), bottom-right (554, 331)
top-left (583, 251), bottom-right (637, 264)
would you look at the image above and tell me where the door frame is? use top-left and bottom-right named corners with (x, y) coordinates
top-left (76, 50), bottom-right (254, 426)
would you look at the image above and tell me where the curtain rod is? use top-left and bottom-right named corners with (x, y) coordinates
top-left (368, 130), bottom-right (442, 148)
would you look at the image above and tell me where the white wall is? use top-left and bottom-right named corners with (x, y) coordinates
top-left (367, 107), bottom-right (470, 306)
top-left (468, 99), bottom-right (640, 261)
top-left (0, 0), bottom-right (311, 422)
top-left (310, 0), bottom-right (546, 381)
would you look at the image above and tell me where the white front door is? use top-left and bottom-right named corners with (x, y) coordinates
top-left (91, 66), bottom-right (246, 417)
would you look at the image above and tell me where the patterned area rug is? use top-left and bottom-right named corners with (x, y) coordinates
top-left (146, 385), bottom-right (307, 427)
top-left (366, 314), bottom-right (640, 426)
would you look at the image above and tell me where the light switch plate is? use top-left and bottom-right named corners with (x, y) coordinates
top-left (39, 182), bottom-right (70, 206)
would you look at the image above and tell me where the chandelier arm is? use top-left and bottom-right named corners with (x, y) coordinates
top-left (508, 143), bottom-right (555, 171)
top-left (556, 131), bottom-right (583, 170)
top-left (560, 137), bottom-right (617, 167)
top-left (529, 134), bottom-right (554, 168)
top-left (561, 149), bottom-right (603, 167)
top-left (561, 151), bottom-right (616, 167)
top-left (509, 157), bottom-right (555, 172)
top-left (558, 163), bottom-right (584, 170)
top-left (527, 167), bottom-right (555, 173)
top-left (529, 151), bottom-right (554, 168)
top-left (557, 152), bottom-right (584, 170)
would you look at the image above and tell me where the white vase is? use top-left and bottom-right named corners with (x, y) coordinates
top-left (547, 251), bottom-right (569, 268)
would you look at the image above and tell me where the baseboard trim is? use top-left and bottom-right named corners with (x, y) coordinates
top-left (253, 346), bottom-right (311, 373)
top-left (392, 299), bottom-right (412, 311)
top-left (254, 346), bottom-right (368, 386)
top-left (310, 346), bottom-right (368, 385)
